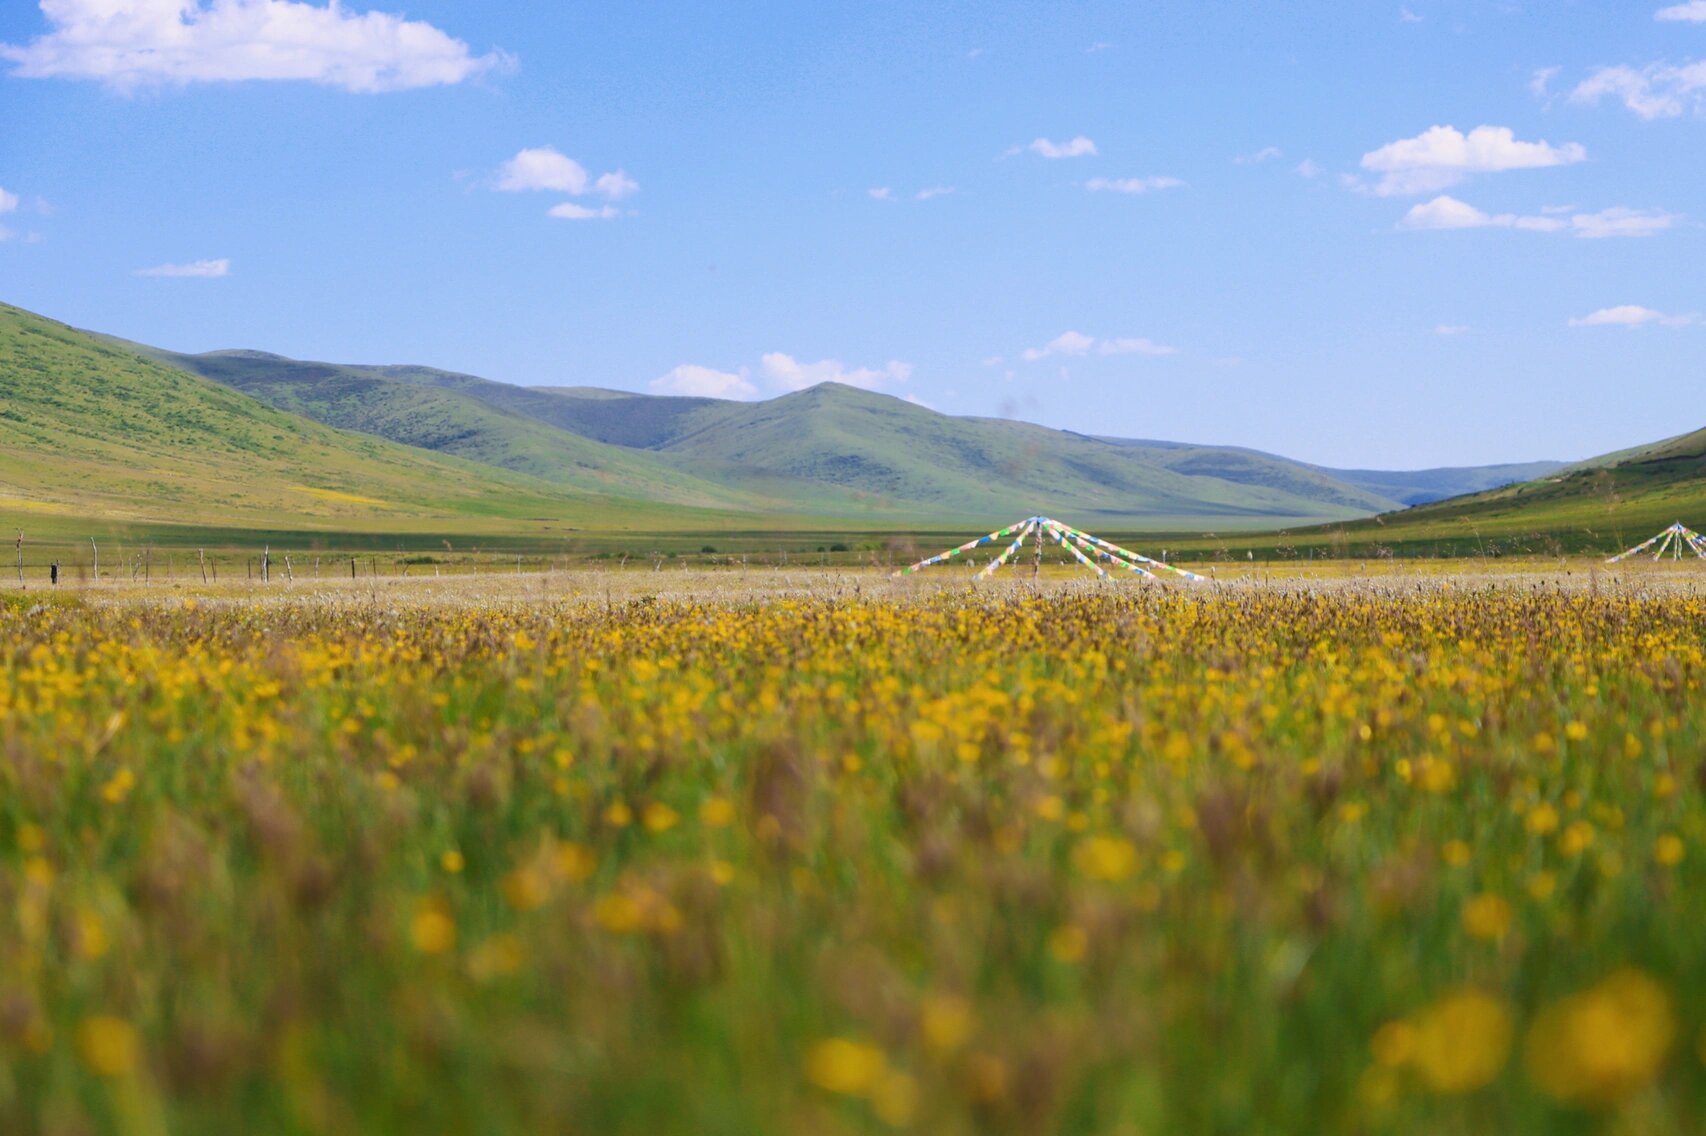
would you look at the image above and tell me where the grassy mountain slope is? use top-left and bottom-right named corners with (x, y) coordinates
top-left (1198, 425), bottom-right (1706, 558)
top-left (1091, 435), bottom-right (1564, 507)
top-left (639, 383), bottom-right (1395, 524)
top-left (1310, 461), bottom-right (1568, 507)
top-left (143, 346), bottom-right (1410, 527)
top-left (349, 371), bottom-right (1412, 520)
top-left (80, 316), bottom-right (1585, 537)
top-left (0, 304), bottom-right (739, 537)
top-left (140, 349), bottom-right (762, 511)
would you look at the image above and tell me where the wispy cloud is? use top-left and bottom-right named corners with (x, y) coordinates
top-left (1530, 66), bottom-right (1562, 99)
top-left (1021, 330), bottom-right (1177, 361)
top-left (1656, 1), bottom-right (1706, 22)
top-left (1399, 195), bottom-right (1678, 238)
top-left (1019, 136), bottom-right (1098, 159)
top-left (1360, 125), bottom-right (1585, 196)
top-left (914, 185), bottom-right (955, 201)
top-left (1099, 337), bottom-right (1179, 357)
top-left (1435, 324), bottom-right (1471, 336)
top-left (0, 0), bottom-right (508, 93)
top-left (650, 353), bottom-right (913, 401)
top-left (547, 202), bottom-right (620, 221)
top-left (1235, 146), bottom-right (1283, 165)
top-left (1399, 6), bottom-right (1423, 22)
top-left (593, 171), bottom-right (639, 200)
top-left (1086, 176), bottom-right (1184, 194)
top-left (135, 258), bottom-right (230, 278)
top-left (1572, 60), bottom-right (1706, 119)
top-left (0, 186), bottom-right (17, 214)
top-left (1569, 305), bottom-right (1698, 328)
top-left (761, 353), bottom-right (911, 392)
top-left (867, 187), bottom-right (894, 201)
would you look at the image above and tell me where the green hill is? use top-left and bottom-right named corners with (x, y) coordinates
top-left (0, 303), bottom-right (748, 540)
top-left (1184, 426), bottom-right (1706, 559)
top-left (504, 388), bottom-right (1560, 517)
top-left (154, 343), bottom-right (1408, 527)
top-left (637, 383), bottom-right (1397, 525)
top-left (135, 348), bottom-right (762, 512)
top-left (14, 300), bottom-right (1575, 541)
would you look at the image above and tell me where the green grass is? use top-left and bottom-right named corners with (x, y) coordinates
top-left (140, 331), bottom-right (1551, 529)
top-left (1147, 427), bottom-right (1706, 561)
top-left (5, 575), bottom-right (1706, 1133)
top-left (0, 304), bottom-right (839, 538)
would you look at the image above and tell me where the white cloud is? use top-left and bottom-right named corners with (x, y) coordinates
top-left (1099, 337), bottom-right (1178, 357)
top-left (495, 146), bottom-right (637, 219)
top-left (1569, 305), bottom-right (1698, 328)
top-left (1296, 159), bottom-right (1322, 179)
top-left (1400, 6), bottom-right (1423, 23)
top-left (1025, 136), bottom-right (1098, 159)
top-left (1086, 175), bottom-right (1184, 194)
top-left (760, 353), bottom-right (911, 392)
top-left (914, 185), bottom-right (955, 200)
top-left (1399, 195), bottom-right (1564, 231)
top-left (135, 258), bottom-right (230, 278)
top-left (649, 364), bottom-right (757, 399)
top-left (1021, 330), bottom-right (1176, 361)
top-left (1360, 125), bottom-right (1586, 196)
top-left (1657, 1), bottom-right (1706, 21)
top-left (0, 0), bottom-right (506, 93)
top-left (547, 202), bottom-right (619, 221)
top-left (1570, 206), bottom-right (1679, 238)
top-left (0, 187), bottom-right (17, 214)
top-left (1085, 41), bottom-right (1113, 53)
top-left (1399, 195), bottom-right (1677, 238)
top-left (867, 186), bottom-right (894, 201)
top-left (1572, 61), bottom-right (1706, 119)
top-left (593, 171), bottom-right (639, 200)
top-left (496, 147), bottom-right (587, 193)
top-left (902, 393), bottom-right (937, 409)
top-left (1435, 324), bottom-right (1470, 336)
top-left (1530, 66), bottom-right (1562, 99)
top-left (1022, 331), bottom-right (1095, 360)
top-left (1235, 146), bottom-right (1282, 165)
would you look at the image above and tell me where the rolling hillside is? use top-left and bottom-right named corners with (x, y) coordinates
top-left (143, 337), bottom-right (1558, 530)
top-left (135, 348), bottom-right (762, 511)
top-left (3, 300), bottom-right (1578, 540)
top-left (1180, 424), bottom-right (1706, 559)
top-left (0, 303), bottom-right (748, 539)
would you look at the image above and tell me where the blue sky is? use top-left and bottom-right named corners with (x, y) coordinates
top-left (1, 1), bottom-right (1702, 468)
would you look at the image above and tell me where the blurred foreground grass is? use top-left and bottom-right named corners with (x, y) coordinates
top-left (3, 572), bottom-right (1706, 1133)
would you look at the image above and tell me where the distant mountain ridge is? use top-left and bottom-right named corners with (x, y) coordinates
top-left (0, 298), bottom-right (1577, 539)
top-left (136, 338), bottom-right (1565, 528)
top-left (1269, 421), bottom-right (1706, 556)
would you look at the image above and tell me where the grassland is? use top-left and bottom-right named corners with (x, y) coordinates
top-left (140, 329), bottom-right (1560, 528)
top-left (4, 566), bottom-right (1706, 1134)
top-left (0, 304), bottom-right (839, 540)
top-left (1181, 426), bottom-right (1706, 561)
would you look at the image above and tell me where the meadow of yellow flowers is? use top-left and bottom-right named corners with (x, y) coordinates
top-left (1, 568), bottom-right (1703, 1133)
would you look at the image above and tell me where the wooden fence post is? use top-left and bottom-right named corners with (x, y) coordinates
top-left (198, 549), bottom-right (208, 584)
top-left (91, 538), bottom-right (98, 582)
